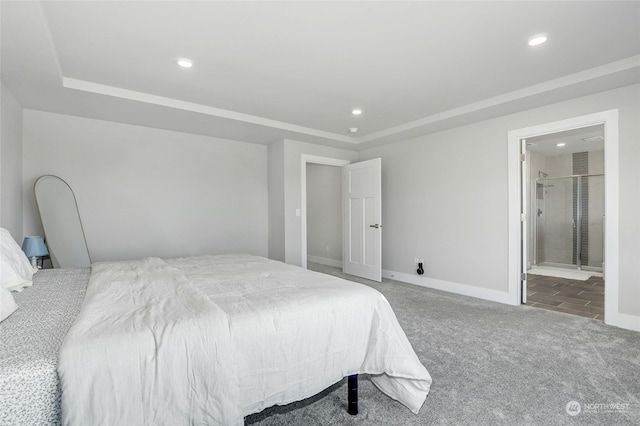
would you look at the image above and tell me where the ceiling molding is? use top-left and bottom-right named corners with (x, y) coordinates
top-left (36, 0), bottom-right (64, 82)
top-left (62, 77), bottom-right (359, 145)
top-left (62, 55), bottom-right (640, 146)
top-left (63, 55), bottom-right (640, 148)
top-left (357, 55), bottom-right (640, 144)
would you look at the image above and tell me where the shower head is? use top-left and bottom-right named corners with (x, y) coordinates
top-left (538, 171), bottom-right (549, 178)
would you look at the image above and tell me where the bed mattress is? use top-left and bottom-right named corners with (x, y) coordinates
top-left (0, 268), bottom-right (89, 426)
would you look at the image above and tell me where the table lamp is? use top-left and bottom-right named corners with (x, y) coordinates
top-left (22, 236), bottom-right (49, 269)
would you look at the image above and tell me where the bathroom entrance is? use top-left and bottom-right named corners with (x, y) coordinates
top-left (509, 109), bottom-right (621, 326)
top-left (524, 124), bottom-right (605, 319)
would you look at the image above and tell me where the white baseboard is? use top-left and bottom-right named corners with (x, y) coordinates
top-left (308, 255), bottom-right (343, 268)
top-left (383, 270), bottom-right (640, 333)
top-left (606, 311), bottom-right (640, 332)
top-left (382, 269), bottom-right (513, 305)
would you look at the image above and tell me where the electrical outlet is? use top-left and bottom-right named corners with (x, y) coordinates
top-left (419, 258), bottom-right (424, 264)
top-left (414, 258), bottom-right (419, 265)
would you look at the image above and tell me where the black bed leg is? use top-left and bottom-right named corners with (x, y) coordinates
top-left (347, 374), bottom-right (358, 415)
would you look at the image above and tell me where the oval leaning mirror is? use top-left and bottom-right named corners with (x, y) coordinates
top-left (34, 175), bottom-right (91, 268)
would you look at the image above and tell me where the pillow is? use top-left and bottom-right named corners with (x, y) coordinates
top-left (0, 227), bottom-right (37, 292)
top-left (0, 285), bottom-right (18, 322)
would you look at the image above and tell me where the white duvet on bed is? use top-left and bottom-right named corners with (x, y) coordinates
top-left (58, 254), bottom-right (431, 425)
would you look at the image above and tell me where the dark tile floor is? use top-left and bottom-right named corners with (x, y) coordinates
top-left (526, 274), bottom-right (605, 320)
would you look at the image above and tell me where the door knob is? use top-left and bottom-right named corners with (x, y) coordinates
top-left (369, 224), bottom-right (380, 229)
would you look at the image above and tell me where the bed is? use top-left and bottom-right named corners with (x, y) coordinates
top-left (1, 254), bottom-right (431, 425)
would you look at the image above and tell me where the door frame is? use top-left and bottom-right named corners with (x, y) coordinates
top-left (520, 138), bottom-right (528, 304)
top-left (300, 155), bottom-right (350, 270)
top-left (507, 109), bottom-right (619, 326)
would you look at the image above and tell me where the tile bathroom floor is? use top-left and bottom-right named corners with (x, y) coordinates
top-left (526, 274), bottom-right (604, 320)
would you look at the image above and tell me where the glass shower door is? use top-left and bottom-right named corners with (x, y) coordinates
top-left (536, 177), bottom-right (576, 268)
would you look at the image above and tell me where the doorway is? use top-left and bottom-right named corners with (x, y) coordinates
top-left (524, 124), bottom-right (605, 319)
top-left (507, 109), bottom-right (620, 327)
top-left (305, 163), bottom-right (343, 269)
top-left (300, 155), bottom-right (350, 270)
top-left (300, 155), bottom-right (383, 282)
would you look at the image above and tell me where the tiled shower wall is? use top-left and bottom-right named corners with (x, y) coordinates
top-left (587, 151), bottom-right (605, 268)
top-left (572, 152), bottom-right (589, 266)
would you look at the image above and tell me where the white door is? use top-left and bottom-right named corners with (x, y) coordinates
top-left (520, 139), bottom-right (528, 303)
top-left (342, 158), bottom-right (382, 282)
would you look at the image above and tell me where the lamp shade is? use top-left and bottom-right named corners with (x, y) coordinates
top-left (22, 236), bottom-right (49, 257)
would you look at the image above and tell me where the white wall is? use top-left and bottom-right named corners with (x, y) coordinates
top-left (306, 163), bottom-right (342, 264)
top-left (359, 121), bottom-right (507, 293)
top-left (545, 154), bottom-right (572, 177)
top-left (0, 81), bottom-right (23, 240)
top-left (615, 86), bottom-right (640, 317)
top-left (359, 83), bottom-right (640, 317)
top-left (22, 110), bottom-right (268, 262)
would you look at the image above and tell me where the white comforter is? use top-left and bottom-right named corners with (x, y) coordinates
top-left (58, 254), bottom-right (431, 425)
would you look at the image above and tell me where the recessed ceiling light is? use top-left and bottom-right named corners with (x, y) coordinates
top-left (177, 58), bottom-right (193, 68)
top-left (528, 34), bottom-right (547, 46)
top-left (349, 127), bottom-right (359, 133)
top-left (556, 142), bottom-right (566, 147)
top-left (351, 109), bottom-right (362, 116)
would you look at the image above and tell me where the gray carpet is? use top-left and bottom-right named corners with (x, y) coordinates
top-left (245, 263), bottom-right (640, 425)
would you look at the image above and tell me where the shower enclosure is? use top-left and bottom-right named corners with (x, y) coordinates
top-left (533, 173), bottom-right (604, 272)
